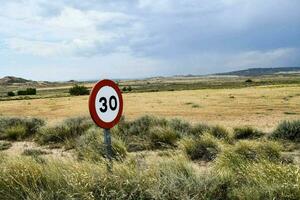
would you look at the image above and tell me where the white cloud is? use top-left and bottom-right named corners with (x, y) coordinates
top-left (0, 0), bottom-right (299, 80)
top-left (1, 2), bottom-right (137, 56)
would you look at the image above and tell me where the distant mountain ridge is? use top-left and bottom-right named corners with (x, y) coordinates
top-left (215, 67), bottom-right (300, 76)
top-left (0, 76), bottom-right (34, 85)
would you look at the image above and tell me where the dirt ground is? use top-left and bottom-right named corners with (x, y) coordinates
top-left (0, 84), bottom-right (299, 131)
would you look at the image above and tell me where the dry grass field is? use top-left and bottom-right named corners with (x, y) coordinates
top-left (0, 84), bottom-right (299, 131)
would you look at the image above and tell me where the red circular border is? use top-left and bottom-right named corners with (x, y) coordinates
top-left (89, 79), bottom-right (123, 129)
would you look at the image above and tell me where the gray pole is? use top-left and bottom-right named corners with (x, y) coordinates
top-left (104, 129), bottom-right (113, 171)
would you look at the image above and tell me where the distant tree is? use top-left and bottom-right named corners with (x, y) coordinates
top-left (26, 88), bottom-right (37, 95)
top-left (69, 84), bottom-right (89, 96)
top-left (128, 86), bottom-right (132, 92)
top-left (17, 88), bottom-right (36, 95)
top-left (7, 91), bottom-right (15, 97)
top-left (122, 87), bottom-right (127, 92)
top-left (245, 79), bottom-right (253, 83)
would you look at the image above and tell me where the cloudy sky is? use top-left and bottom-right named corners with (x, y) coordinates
top-left (0, 0), bottom-right (299, 81)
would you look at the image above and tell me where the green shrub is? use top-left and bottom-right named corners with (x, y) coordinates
top-left (1, 151), bottom-right (300, 200)
top-left (36, 117), bottom-right (93, 145)
top-left (181, 133), bottom-right (220, 161)
top-left (190, 123), bottom-right (211, 136)
top-left (3, 125), bottom-right (27, 141)
top-left (116, 115), bottom-right (164, 137)
top-left (149, 126), bottom-right (179, 148)
top-left (36, 126), bottom-right (68, 145)
top-left (169, 118), bottom-right (192, 137)
top-left (122, 86), bottom-right (132, 92)
top-left (22, 149), bottom-right (49, 156)
top-left (215, 159), bottom-right (300, 200)
top-left (0, 141), bottom-right (12, 151)
top-left (17, 88), bottom-right (36, 95)
top-left (271, 120), bottom-right (300, 141)
top-left (233, 126), bottom-right (264, 139)
top-left (0, 155), bottom-right (227, 200)
top-left (0, 117), bottom-right (45, 140)
top-left (234, 140), bottom-right (282, 162)
top-left (76, 128), bottom-right (127, 162)
top-left (115, 115), bottom-right (168, 151)
top-left (7, 91), bottom-right (15, 97)
top-left (213, 139), bottom-right (300, 199)
top-left (215, 140), bottom-right (282, 172)
top-left (210, 125), bottom-right (231, 142)
top-left (26, 88), bottom-right (37, 95)
top-left (69, 84), bottom-right (89, 96)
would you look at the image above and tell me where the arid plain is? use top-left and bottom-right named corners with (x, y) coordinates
top-left (0, 83), bottom-right (299, 131)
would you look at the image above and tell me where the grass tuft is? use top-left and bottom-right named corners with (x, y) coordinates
top-left (149, 126), bottom-right (179, 148)
top-left (0, 141), bottom-right (12, 151)
top-left (181, 133), bottom-right (221, 161)
top-left (233, 126), bottom-right (264, 140)
top-left (76, 128), bottom-right (127, 162)
top-left (271, 120), bottom-right (300, 141)
top-left (0, 117), bottom-right (45, 140)
top-left (36, 117), bottom-right (93, 145)
top-left (22, 149), bottom-right (49, 156)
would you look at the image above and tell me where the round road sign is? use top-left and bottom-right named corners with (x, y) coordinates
top-left (89, 79), bottom-right (123, 129)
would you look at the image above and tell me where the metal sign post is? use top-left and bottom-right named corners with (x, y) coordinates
top-left (104, 128), bottom-right (112, 171)
top-left (89, 79), bottom-right (123, 172)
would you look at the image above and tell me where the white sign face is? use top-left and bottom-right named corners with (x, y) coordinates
top-left (95, 86), bottom-right (120, 123)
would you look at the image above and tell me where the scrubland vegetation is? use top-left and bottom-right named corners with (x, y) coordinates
top-left (0, 115), bottom-right (300, 199)
top-left (69, 85), bottom-right (90, 96)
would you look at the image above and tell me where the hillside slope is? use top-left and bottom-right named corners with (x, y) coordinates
top-left (216, 67), bottom-right (300, 76)
top-left (0, 76), bottom-right (33, 85)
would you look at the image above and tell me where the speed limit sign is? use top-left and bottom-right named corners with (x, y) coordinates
top-left (89, 79), bottom-right (123, 129)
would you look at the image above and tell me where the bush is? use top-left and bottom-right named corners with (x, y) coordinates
top-left (26, 88), bottom-right (37, 95)
top-left (271, 120), bottom-right (300, 141)
top-left (69, 84), bottom-right (89, 96)
top-left (1, 146), bottom-right (300, 200)
top-left (149, 126), bottom-right (179, 148)
top-left (215, 157), bottom-right (300, 200)
top-left (122, 86), bottom-right (132, 92)
top-left (181, 133), bottom-right (220, 161)
top-left (0, 117), bottom-right (45, 140)
top-left (36, 126), bottom-right (68, 145)
top-left (115, 115), bottom-right (168, 151)
top-left (233, 140), bottom-right (282, 162)
top-left (76, 128), bottom-right (127, 162)
top-left (22, 149), bottom-right (49, 156)
top-left (169, 118), bottom-right (192, 137)
top-left (3, 125), bottom-right (27, 141)
top-left (215, 140), bottom-right (282, 172)
top-left (0, 155), bottom-right (228, 200)
top-left (233, 126), bottom-right (264, 139)
top-left (0, 141), bottom-right (12, 151)
top-left (209, 126), bottom-right (232, 142)
top-left (17, 88), bottom-right (36, 95)
top-left (190, 123), bottom-right (211, 136)
top-left (36, 117), bottom-right (93, 145)
top-left (7, 91), bottom-right (15, 97)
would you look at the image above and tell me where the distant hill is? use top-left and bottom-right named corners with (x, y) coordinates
top-left (0, 76), bottom-right (33, 85)
top-left (215, 67), bottom-right (300, 76)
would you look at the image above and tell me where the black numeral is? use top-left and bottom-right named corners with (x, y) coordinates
top-left (109, 96), bottom-right (117, 111)
top-left (99, 96), bottom-right (118, 112)
top-left (99, 97), bottom-right (108, 112)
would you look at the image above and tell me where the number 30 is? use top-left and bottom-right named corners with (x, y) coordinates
top-left (99, 96), bottom-right (117, 112)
